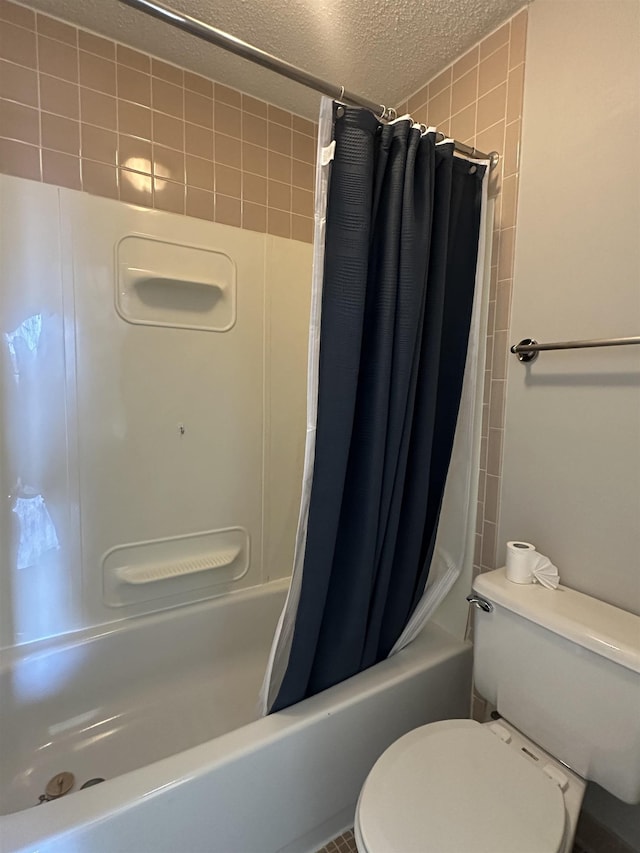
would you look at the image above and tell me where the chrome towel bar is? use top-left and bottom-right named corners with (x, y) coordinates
top-left (511, 336), bottom-right (640, 363)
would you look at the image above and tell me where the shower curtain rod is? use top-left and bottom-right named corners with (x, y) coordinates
top-left (120, 0), bottom-right (499, 168)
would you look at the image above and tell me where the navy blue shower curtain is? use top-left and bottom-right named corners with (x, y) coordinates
top-left (271, 104), bottom-right (485, 713)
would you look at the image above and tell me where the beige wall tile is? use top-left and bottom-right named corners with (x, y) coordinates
top-left (449, 103), bottom-right (475, 144)
top-left (292, 115), bottom-right (314, 136)
top-left (268, 104), bottom-right (291, 127)
top-left (476, 82), bottom-right (507, 132)
top-left (0, 99), bottom-right (39, 144)
top-left (82, 159), bottom-right (117, 198)
top-left (480, 21), bottom-right (510, 60)
top-left (0, 59), bottom-right (37, 105)
top-left (481, 519), bottom-right (497, 567)
top-left (292, 130), bottom-right (314, 163)
top-left (215, 102), bottom-right (241, 138)
top-left (497, 226), bottom-right (515, 281)
top-left (474, 120), bottom-right (505, 160)
top-left (478, 43), bottom-right (508, 97)
top-left (268, 150), bottom-right (291, 183)
top-left (0, 21), bottom-right (36, 66)
top-left (215, 193), bottom-right (241, 227)
top-left (242, 93), bottom-right (267, 118)
top-left (215, 83), bottom-right (241, 108)
top-left (186, 186), bottom-right (214, 220)
top-left (185, 88), bottom-right (212, 128)
top-left (451, 67), bottom-right (478, 115)
top-left (292, 158), bottom-right (313, 190)
top-left (42, 148), bottom-right (80, 188)
top-left (242, 171), bottom-right (266, 205)
top-left (79, 52), bottom-right (116, 96)
top-left (292, 214), bottom-right (313, 243)
top-left (152, 77), bottom-right (183, 119)
top-left (292, 186), bottom-right (313, 217)
top-left (40, 74), bottom-right (79, 118)
top-left (186, 154), bottom-right (214, 192)
top-left (214, 163), bottom-right (240, 197)
top-left (243, 112), bottom-right (267, 147)
top-left (0, 3), bottom-right (348, 239)
top-left (118, 134), bottom-right (151, 173)
top-left (500, 173), bottom-right (517, 228)
top-left (509, 9), bottom-right (527, 69)
top-left (81, 123), bottom-right (117, 164)
top-left (484, 473), bottom-right (500, 523)
top-left (495, 281), bottom-right (511, 331)
top-left (154, 177), bottom-right (184, 214)
top-left (268, 121), bottom-right (292, 156)
top-left (117, 44), bottom-right (149, 73)
top-left (267, 207), bottom-right (290, 239)
top-left (185, 122), bottom-right (212, 160)
top-left (117, 66), bottom-right (150, 107)
top-left (38, 34), bottom-right (77, 81)
top-left (152, 58), bottom-right (182, 86)
top-left (153, 143), bottom-right (184, 182)
top-left (214, 132), bottom-right (241, 168)
top-left (453, 45), bottom-right (479, 81)
top-left (491, 330), bottom-right (508, 380)
top-left (268, 178), bottom-right (291, 212)
top-left (408, 83), bottom-right (429, 115)
top-left (153, 110), bottom-right (183, 151)
top-left (81, 88), bottom-right (117, 130)
top-left (242, 200), bottom-right (266, 233)
top-left (41, 112), bottom-right (79, 155)
top-left (243, 141), bottom-right (267, 176)
top-left (427, 86), bottom-right (451, 127)
top-left (429, 66), bottom-right (452, 97)
top-left (36, 13), bottom-right (76, 46)
top-left (503, 119), bottom-right (521, 177)
top-left (78, 30), bottom-right (114, 60)
top-left (506, 63), bottom-right (525, 123)
top-left (117, 100), bottom-right (151, 139)
top-left (119, 167), bottom-right (152, 205)
top-left (0, 1), bottom-right (35, 29)
top-left (489, 380), bottom-right (505, 430)
top-left (0, 137), bottom-right (40, 179)
top-left (184, 71), bottom-right (212, 97)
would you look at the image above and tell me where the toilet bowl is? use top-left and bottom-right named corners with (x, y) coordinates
top-left (354, 719), bottom-right (585, 853)
top-left (354, 569), bottom-right (640, 853)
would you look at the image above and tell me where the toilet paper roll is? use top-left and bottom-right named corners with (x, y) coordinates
top-left (505, 541), bottom-right (537, 583)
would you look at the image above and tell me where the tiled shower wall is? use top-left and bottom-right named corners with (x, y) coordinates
top-left (0, 0), bottom-right (316, 242)
top-left (397, 8), bottom-right (527, 574)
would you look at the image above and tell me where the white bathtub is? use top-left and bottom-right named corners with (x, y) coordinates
top-left (0, 579), bottom-right (472, 853)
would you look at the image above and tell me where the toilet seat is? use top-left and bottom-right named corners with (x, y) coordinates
top-left (355, 719), bottom-right (568, 853)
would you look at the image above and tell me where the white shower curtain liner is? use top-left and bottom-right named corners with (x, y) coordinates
top-left (259, 98), bottom-right (493, 714)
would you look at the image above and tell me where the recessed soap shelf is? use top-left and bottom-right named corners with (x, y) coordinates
top-left (115, 546), bottom-right (242, 585)
top-left (102, 527), bottom-right (249, 607)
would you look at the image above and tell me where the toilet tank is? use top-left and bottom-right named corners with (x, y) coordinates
top-left (472, 569), bottom-right (640, 804)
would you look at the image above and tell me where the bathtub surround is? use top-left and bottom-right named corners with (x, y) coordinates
top-left (0, 174), bottom-right (312, 648)
top-left (0, 0), bottom-right (316, 241)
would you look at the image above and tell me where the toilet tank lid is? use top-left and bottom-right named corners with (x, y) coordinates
top-left (473, 569), bottom-right (640, 674)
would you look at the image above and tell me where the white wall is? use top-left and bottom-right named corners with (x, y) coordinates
top-left (0, 176), bottom-right (311, 649)
top-left (499, 0), bottom-right (640, 614)
top-left (500, 1), bottom-right (640, 846)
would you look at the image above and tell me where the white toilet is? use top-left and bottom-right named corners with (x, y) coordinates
top-left (355, 568), bottom-right (640, 853)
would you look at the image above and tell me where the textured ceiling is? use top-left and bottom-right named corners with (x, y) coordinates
top-left (26, 0), bottom-right (527, 118)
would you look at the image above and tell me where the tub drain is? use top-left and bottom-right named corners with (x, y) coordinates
top-left (37, 771), bottom-right (75, 803)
